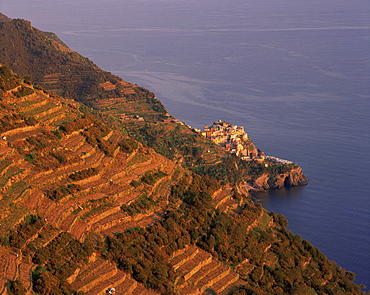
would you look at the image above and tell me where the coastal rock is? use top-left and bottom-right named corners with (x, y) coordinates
top-left (284, 167), bottom-right (308, 187)
top-left (254, 167), bottom-right (308, 190)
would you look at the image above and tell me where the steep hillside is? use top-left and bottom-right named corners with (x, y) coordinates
top-left (0, 65), bottom-right (173, 294)
top-left (0, 65), bottom-right (364, 294)
top-left (0, 15), bottom-right (308, 188)
top-left (0, 14), bottom-right (167, 121)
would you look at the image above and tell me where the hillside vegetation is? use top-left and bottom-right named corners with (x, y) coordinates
top-left (0, 15), bottom-right (308, 188)
top-left (0, 15), bottom-right (365, 295)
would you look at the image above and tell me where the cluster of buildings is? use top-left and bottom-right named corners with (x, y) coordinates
top-left (120, 114), bottom-right (144, 121)
top-left (197, 120), bottom-right (264, 161)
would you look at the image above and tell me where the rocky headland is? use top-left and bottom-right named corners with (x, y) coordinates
top-left (253, 166), bottom-right (308, 190)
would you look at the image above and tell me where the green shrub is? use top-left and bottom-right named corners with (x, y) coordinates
top-left (121, 193), bottom-right (157, 215)
top-left (13, 85), bottom-right (34, 97)
top-left (24, 153), bottom-right (36, 162)
top-left (68, 167), bottom-right (99, 181)
top-left (0, 65), bottom-right (19, 91)
top-left (140, 170), bottom-right (166, 185)
top-left (45, 184), bottom-right (80, 201)
top-left (7, 215), bottom-right (45, 248)
top-left (7, 279), bottom-right (26, 295)
top-left (50, 152), bottom-right (67, 164)
top-left (97, 138), bottom-right (116, 156)
top-left (119, 138), bottom-right (138, 153)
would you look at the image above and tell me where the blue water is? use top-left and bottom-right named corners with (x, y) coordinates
top-left (2, 0), bottom-right (370, 289)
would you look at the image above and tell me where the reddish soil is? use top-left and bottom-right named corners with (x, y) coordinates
top-left (212, 185), bottom-right (239, 212)
top-left (100, 211), bottom-right (163, 236)
top-left (18, 260), bottom-right (33, 292)
top-left (211, 272), bottom-right (240, 294)
top-left (169, 246), bottom-right (241, 295)
top-left (189, 260), bottom-right (219, 286)
top-left (71, 256), bottom-right (157, 295)
top-left (171, 246), bottom-right (199, 270)
top-left (0, 250), bottom-right (17, 289)
top-left (176, 251), bottom-right (213, 281)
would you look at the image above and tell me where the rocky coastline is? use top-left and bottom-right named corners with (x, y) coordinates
top-left (199, 120), bottom-right (308, 191)
top-left (252, 166), bottom-right (308, 190)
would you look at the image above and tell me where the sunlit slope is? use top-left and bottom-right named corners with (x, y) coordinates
top-left (0, 66), bottom-right (173, 293)
top-left (0, 19), bottom-right (365, 294)
top-left (0, 16), bottom-right (167, 122)
top-left (0, 65), bottom-right (252, 294)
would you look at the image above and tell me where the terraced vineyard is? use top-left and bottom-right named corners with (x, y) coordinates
top-left (70, 255), bottom-right (158, 295)
top-left (0, 67), bottom-right (182, 293)
top-left (170, 245), bottom-right (245, 294)
top-left (0, 66), bottom-right (252, 294)
top-left (0, 30), bottom-right (365, 294)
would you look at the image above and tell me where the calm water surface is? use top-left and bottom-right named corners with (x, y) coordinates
top-left (2, 0), bottom-right (370, 289)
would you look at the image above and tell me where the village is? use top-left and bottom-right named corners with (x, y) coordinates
top-left (195, 120), bottom-right (293, 165)
top-left (116, 115), bottom-right (293, 165)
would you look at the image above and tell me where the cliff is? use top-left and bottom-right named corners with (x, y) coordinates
top-left (253, 167), bottom-right (308, 190)
top-left (0, 16), bottom-right (365, 295)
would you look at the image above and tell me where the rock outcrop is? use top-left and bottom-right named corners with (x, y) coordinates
top-left (253, 167), bottom-right (308, 190)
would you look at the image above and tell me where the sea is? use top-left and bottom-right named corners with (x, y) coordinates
top-left (2, 0), bottom-right (369, 289)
